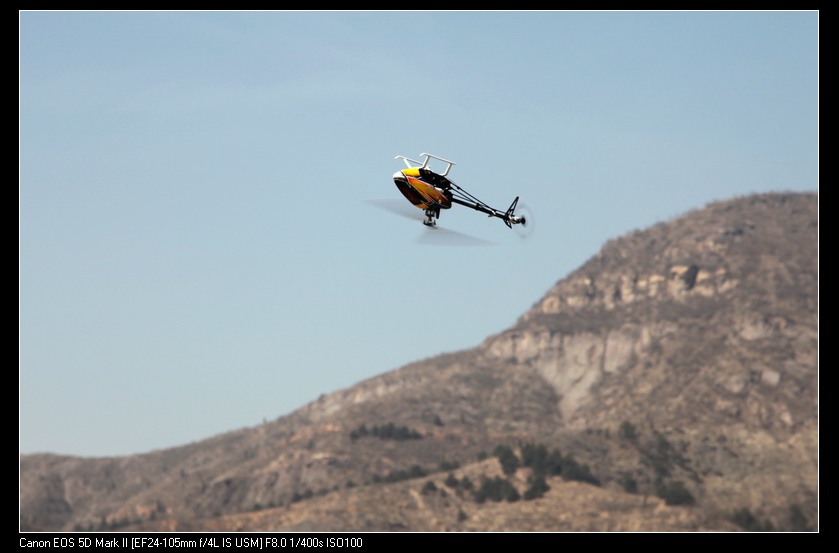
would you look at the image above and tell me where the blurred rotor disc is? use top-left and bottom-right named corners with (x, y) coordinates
top-left (512, 201), bottom-right (534, 239)
top-left (365, 199), bottom-right (494, 247)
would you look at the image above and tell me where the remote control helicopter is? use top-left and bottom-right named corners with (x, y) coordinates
top-left (390, 153), bottom-right (528, 230)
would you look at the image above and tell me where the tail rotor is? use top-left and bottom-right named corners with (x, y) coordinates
top-left (505, 197), bottom-right (533, 238)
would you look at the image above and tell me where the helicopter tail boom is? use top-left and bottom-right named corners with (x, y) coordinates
top-left (450, 195), bottom-right (526, 228)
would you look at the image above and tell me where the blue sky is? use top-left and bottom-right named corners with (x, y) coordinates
top-left (20, 11), bottom-right (818, 457)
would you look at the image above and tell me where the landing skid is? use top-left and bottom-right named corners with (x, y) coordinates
top-left (423, 208), bottom-right (439, 227)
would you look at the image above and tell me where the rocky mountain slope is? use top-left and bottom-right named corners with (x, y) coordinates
top-left (20, 191), bottom-right (818, 532)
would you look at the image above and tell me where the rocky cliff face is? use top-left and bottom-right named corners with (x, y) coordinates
top-left (487, 193), bottom-right (816, 428)
top-left (480, 192), bottom-right (818, 523)
top-left (20, 192), bottom-right (818, 532)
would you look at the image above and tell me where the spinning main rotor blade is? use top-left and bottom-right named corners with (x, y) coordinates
top-left (364, 199), bottom-right (494, 247)
top-left (418, 223), bottom-right (494, 247)
top-left (365, 199), bottom-right (425, 222)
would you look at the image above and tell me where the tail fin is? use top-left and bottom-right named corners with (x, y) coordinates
top-left (503, 196), bottom-right (520, 228)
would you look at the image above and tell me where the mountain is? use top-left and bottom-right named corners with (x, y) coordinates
top-left (19, 191), bottom-right (818, 532)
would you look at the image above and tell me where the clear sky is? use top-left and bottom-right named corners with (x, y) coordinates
top-left (19, 11), bottom-right (818, 457)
